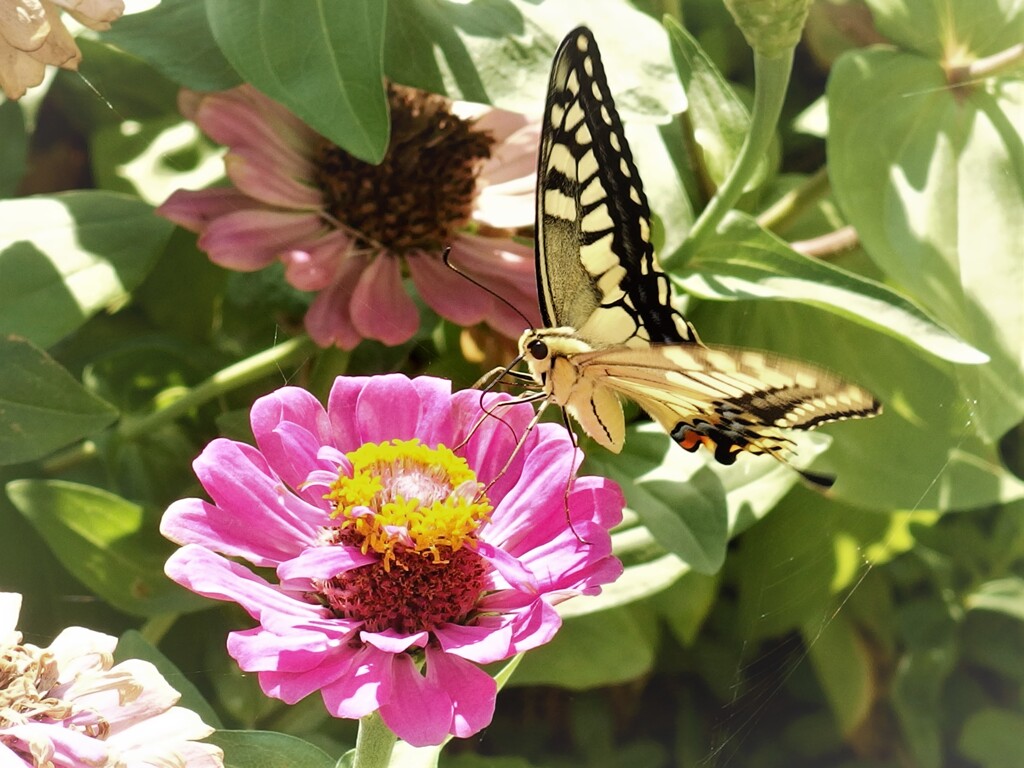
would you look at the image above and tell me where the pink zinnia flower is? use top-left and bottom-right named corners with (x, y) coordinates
top-left (160, 375), bottom-right (623, 747)
top-left (158, 85), bottom-right (541, 348)
top-left (0, 592), bottom-right (223, 767)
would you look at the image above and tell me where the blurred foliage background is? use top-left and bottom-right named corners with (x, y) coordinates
top-left (1, 0), bottom-right (1022, 766)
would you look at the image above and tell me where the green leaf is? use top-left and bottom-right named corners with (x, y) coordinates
top-left (5, 479), bottom-right (208, 617)
top-left (804, 613), bottom-right (874, 737)
top-left (666, 17), bottom-right (759, 190)
top-left (0, 336), bottom-right (117, 465)
top-left (866, 0), bottom-right (1024, 60)
top-left (115, 630), bottom-right (224, 730)
top-left (652, 570), bottom-right (718, 646)
top-left (892, 598), bottom-right (959, 768)
top-left (71, 39), bottom-right (180, 125)
top-left (509, 606), bottom-right (657, 689)
top-left (958, 708), bottom-right (1024, 768)
top-left (828, 47), bottom-right (1024, 438)
top-left (733, 497), bottom-right (841, 640)
top-left (210, 730), bottom-right (334, 768)
top-left (0, 192), bottom-right (175, 347)
top-left (100, 0), bottom-right (241, 91)
top-left (206, 0), bottom-right (389, 164)
top-left (677, 212), bottom-right (989, 366)
top-left (0, 99), bottom-right (27, 198)
top-left (965, 577), bottom-right (1024, 622)
top-left (584, 423), bottom-right (729, 574)
top-left (385, 0), bottom-right (684, 117)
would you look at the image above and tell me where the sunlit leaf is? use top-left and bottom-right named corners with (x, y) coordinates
top-left (386, 0), bottom-right (684, 117)
top-left (677, 212), bottom-right (989, 366)
top-left (0, 192), bottom-right (174, 347)
top-left (829, 47), bottom-right (1024, 438)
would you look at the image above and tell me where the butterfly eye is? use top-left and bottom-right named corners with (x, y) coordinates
top-left (527, 339), bottom-right (549, 360)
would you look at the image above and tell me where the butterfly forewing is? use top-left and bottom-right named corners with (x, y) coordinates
top-left (536, 27), bottom-right (698, 346)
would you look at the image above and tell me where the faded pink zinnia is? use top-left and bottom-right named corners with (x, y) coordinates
top-left (160, 375), bottom-right (624, 747)
top-left (157, 85), bottom-right (541, 348)
top-left (0, 592), bottom-right (223, 767)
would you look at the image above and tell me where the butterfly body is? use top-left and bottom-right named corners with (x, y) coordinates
top-left (523, 27), bottom-right (881, 485)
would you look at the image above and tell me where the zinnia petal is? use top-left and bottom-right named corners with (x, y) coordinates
top-left (349, 255), bottom-right (419, 345)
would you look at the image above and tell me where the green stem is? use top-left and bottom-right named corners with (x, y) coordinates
top-left (139, 613), bottom-right (178, 646)
top-left (118, 335), bottom-right (316, 441)
top-left (352, 713), bottom-right (398, 768)
top-left (670, 48), bottom-right (794, 267)
top-left (756, 165), bottom-right (830, 234)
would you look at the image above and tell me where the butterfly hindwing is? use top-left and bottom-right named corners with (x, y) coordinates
top-left (536, 27), bottom-right (698, 346)
top-left (575, 345), bottom-right (880, 471)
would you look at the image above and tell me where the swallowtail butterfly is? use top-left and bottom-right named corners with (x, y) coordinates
top-left (517, 26), bottom-right (881, 487)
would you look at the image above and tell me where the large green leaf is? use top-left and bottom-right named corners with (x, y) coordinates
top-left (805, 612), bottom-right (875, 737)
top-left (206, 0), bottom-right (389, 164)
top-left (508, 604), bottom-right (658, 689)
top-left (892, 598), bottom-right (959, 768)
top-left (5, 479), bottom-right (208, 617)
top-left (100, 0), bottom-right (241, 91)
top-left (0, 192), bottom-right (174, 347)
top-left (0, 337), bottom-right (117, 465)
top-left (677, 212), bottom-right (988, 365)
top-left (210, 730), bottom-right (334, 768)
top-left (866, 0), bottom-right (1024, 60)
top-left (958, 708), bottom-right (1024, 768)
top-left (385, 0), bottom-right (684, 117)
top-left (828, 48), bottom-right (1024, 439)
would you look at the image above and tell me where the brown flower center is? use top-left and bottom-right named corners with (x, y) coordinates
top-left (314, 84), bottom-right (495, 254)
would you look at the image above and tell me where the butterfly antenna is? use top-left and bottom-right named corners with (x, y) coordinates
top-left (442, 246), bottom-right (534, 330)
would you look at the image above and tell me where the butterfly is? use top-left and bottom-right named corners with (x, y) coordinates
top-left (515, 26), bottom-right (881, 487)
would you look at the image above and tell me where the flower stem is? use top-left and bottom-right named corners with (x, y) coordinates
top-left (139, 613), bottom-right (178, 646)
top-left (949, 41), bottom-right (1024, 86)
top-left (352, 713), bottom-right (398, 768)
top-left (118, 335), bottom-right (316, 441)
top-left (674, 49), bottom-right (794, 263)
top-left (756, 165), bottom-right (830, 234)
